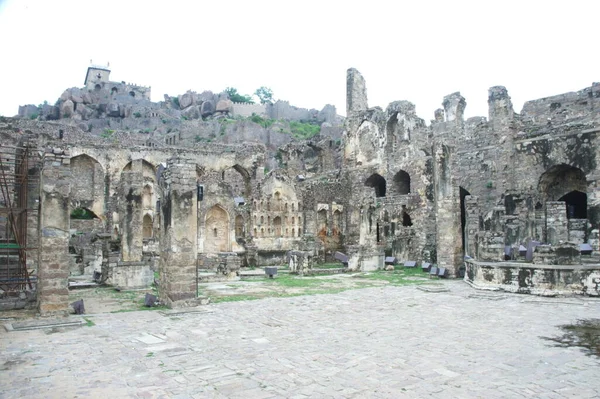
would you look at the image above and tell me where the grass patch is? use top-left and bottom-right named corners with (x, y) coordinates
top-left (358, 268), bottom-right (429, 286)
top-left (289, 121), bottom-right (320, 140)
top-left (146, 352), bottom-right (154, 358)
top-left (83, 317), bottom-right (95, 327)
top-left (265, 274), bottom-right (328, 288)
top-left (313, 262), bottom-right (344, 269)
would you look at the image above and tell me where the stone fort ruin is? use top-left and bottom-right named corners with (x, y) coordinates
top-left (2, 65), bottom-right (600, 314)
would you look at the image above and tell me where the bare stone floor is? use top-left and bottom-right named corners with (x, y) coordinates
top-left (2, 281), bottom-right (600, 399)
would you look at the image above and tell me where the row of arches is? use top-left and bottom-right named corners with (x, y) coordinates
top-left (365, 170), bottom-right (411, 198)
top-left (253, 226), bottom-right (303, 238)
top-left (254, 215), bottom-right (302, 226)
top-left (253, 199), bottom-right (302, 212)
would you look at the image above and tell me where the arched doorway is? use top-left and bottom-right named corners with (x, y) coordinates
top-left (559, 191), bottom-right (587, 219)
top-left (365, 173), bottom-right (386, 197)
top-left (205, 205), bottom-right (229, 252)
top-left (539, 164), bottom-right (586, 201)
top-left (274, 216), bottom-right (282, 236)
top-left (317, 209), bottom-right (327, 237)
top-left (143, 214), bottom-right (153, 238)
top-left (235, 215), bottom-right (244, 238)
top-left (394, 170), bottom-right (411, 195)
top-left (460, 187), bottom-right (471, 256)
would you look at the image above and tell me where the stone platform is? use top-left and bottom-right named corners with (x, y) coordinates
top-left (1, 281), bottom-right (600, 398)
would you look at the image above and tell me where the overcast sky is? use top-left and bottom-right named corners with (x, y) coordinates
top-left (0, 0), bottom-right (598, 122)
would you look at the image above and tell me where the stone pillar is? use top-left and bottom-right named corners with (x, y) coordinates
top-left (433, 143), bottom-right (462, 277)
top-left (442, 92), bottom-right (466, 123)
top-left (488, 86), bottom-right (514, 125)
top-left (464, 195), bottom-right (479, 258)
top-left (159, 158), bottom-right (198, 307)
top-left (38, 150), bottom-right (71, 316)
top-left (546, 201), bottom-right (568, 244)
top-left (120, 160), bottom-right (143, 262)
top-left (346, 68), bottom-right (368, 116)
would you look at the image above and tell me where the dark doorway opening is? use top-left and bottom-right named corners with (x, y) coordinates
top-left (365, 174), bottom-right (386, 197)
top-left (559, 190), bottom-right (587, 219)
top-left (460, 187), bottom-right (470, 255)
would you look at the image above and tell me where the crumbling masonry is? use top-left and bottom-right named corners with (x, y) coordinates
top-left (2, 66), bottom-right (600, 314)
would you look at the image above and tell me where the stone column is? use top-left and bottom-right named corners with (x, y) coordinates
top-left (546, 201), bottom-right (568, 244)
top-left (37, 150), bottom-right (71, 316)
top-left (433, 142), bottom-right (462, 277)
top-left (346, 68), bottom-right (368, 116)
top-left (159, 158), bottom-right (198, 307)
top-left (442, 92), bottom-right (466, 123)
top-left (465, 195), bottom-right (479, 258)
top-left (120, 160), bottom-right (143, 262)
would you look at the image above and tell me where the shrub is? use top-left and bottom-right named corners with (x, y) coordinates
top-left (133, 112), bottom-right (142, 118)
top-left (250, 113), bottom-right (274, 128)
top-left (289, 121), bottom-right (320, 140)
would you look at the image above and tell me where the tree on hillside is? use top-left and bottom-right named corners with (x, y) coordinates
top-left (254, 86), bottom-right (274, 104)
top-left (225, 87), bottom-right (254, 104)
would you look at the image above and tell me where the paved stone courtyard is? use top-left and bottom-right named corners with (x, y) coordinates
top-left (2, 281), bottom-right (600, 399)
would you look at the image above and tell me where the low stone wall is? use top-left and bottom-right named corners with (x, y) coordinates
top-left (465, 259), bottom-right (600, 296)
top-left (107, 261), bottom-right (154, 289)
top-left (257, 250), bottom-right (288, 266)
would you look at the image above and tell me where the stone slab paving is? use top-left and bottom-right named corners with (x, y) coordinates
top-left (1, 281), bottom-right (600, 398)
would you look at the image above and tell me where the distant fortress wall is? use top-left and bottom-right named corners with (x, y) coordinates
top-left (231, 103), bottom-right (267, 118)
top-left (226, 101), bottom-right (337, 124)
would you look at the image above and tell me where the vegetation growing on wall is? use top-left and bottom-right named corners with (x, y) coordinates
top-left (290, 121), bottom-right (320, 140)
top-left (70, 207), bottom-right (96, 219)
top-left (225, 87), bottom-right (254, 104)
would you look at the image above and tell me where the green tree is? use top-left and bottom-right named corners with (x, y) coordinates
top-left (254, 86), bottom-right (274, 104)
top-left (225, 87), bottom-right (254, 104)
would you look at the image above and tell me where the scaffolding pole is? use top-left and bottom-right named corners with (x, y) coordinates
top-left (0, 143), bottom-right (39, 295)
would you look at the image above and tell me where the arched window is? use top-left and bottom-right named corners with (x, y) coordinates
top-left (274, 217), bottom-right (282, 236)
top-left (365, 174), bottom-right (386, 197)
top-left (143, 214), bottom-right (153, 238)
top-left (235, 215), bottom-right (244, 237)
top-left (394, 170), bottom-right (411, 195)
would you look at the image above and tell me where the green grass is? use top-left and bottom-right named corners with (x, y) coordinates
top-left (313, 263), bottom-right (344, 269)
top-left (289, 121), bottom-right (320, 140)
top-left (358, 268), bottom-right (429, 286)
top-left (83, 317), bottom-right (95, 327)
top-left (264, 274), bottom-right (328, 288)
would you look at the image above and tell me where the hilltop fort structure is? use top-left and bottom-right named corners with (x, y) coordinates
top-left (2, 65), bottom-right (600, 314)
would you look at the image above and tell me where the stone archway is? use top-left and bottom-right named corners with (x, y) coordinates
top-left (538, 164), bottom-right (586, 201)
top-left (394, 170), bottom-right (411, 195)
top-left (274, 216), bottom-right (282, 237)
top-left (365, 173), bottom-right (386, 197)
top-left (205, 205), bottom-right (230, 252)
top-left (143, 214), bottom-right (153, 238)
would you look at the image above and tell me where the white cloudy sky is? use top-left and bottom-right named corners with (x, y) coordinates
top-left (0, 0), bottom-right (598, 121)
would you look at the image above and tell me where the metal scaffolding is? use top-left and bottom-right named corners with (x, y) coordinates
top-left (0, 143), bottom-right (39, 295)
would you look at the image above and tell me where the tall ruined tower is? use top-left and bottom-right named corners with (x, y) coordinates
top-left (84, 63), bottom-right (111, 89)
